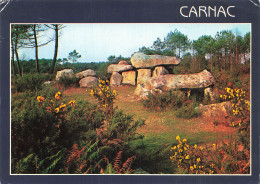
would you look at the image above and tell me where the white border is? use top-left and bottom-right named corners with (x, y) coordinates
top-left (9, 23), bottom-right (252, 176)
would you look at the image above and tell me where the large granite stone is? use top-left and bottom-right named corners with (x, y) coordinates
top-left (122, 71), bottom-right (136, 85)
top-left (79, 76), bottom-right (99, 88)
top-left (130, 52), bottom-right (181, 69)
top-left (56, 69), bottom-right (74, 81)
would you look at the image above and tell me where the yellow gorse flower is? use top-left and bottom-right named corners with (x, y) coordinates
top-left (59, 104), bottom-right (66, 109)
top-left (37, 96), bottom-right (45, 102)
top-left (54, 108), bottom-right (59, 113)
top-left (55, 91), bottom-right (61, 100)
top-left (68, 100), bottom-right (75, 106)
top-left (176, 135), bottom-right (180, 141)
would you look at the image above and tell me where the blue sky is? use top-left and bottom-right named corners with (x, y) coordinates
top-left (18, 23), bottom-right (251, 62)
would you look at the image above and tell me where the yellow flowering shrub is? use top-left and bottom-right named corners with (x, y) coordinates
top-left (170, 135), bottom-right (250, 174)
top-left (89, 79), bottom-right (117, 118)
top-left (170, 136), bottom-right (215, 174)
top-left (37, 91), bottom-right (76, 120)
top-left (220, 87), bottom-right (250, 149)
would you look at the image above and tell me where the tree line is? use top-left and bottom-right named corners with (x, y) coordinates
top-left (139, 29), bottom-right (250, 73)
top-left (12, 25), bottom-right (250, 78)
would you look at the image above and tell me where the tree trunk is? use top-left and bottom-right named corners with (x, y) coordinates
top-left (11, 42), bottom-right (17, 78)
top-left (33, 25), bottom-right (40, 73)
top-left (210, 54), bottom-right (213, 73)
top-left (230, 53), bottom-right (233, 72)
top-left (49, 25), bottom-right (59, 74)
top-left (14, 41), bottom-right (22, 76)
top-left (198, 56), bottom-right (200, 71)
top-left (235, 40), bottom-right (238, 65)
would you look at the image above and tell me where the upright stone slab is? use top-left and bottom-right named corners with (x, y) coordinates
top-left (56, 69), bottom-right (74, 81)
top-left (134, 84), bottom-right (149, 98)
top-left (130, 52), bottom-right (181, 69)
top-left (204, 87), bottom-right (215, 101)
top-left (137, 69), bottom-right (151, 84)
top-left (110, 72), bottom-right (123, 86)
top-left (153, 66), bottom-right (169, 77)
top-left (122, 71), bottom-right (136, 85)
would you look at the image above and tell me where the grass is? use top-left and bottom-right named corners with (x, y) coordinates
top-left (59, 85), bottom-right (236, 173)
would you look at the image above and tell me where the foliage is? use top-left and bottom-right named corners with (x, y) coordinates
top-left (175, 102), bottom-right (200, 119)
top-left (170, 136), bottom-right (215, 174)
top-left (57, 75), bottom-right (80, 88)
top-left (142, 90), bottom-right (186, 111)
top-left (99, 151), bottom-right (136, 174)
top-left (170, 136), bottom-right (250, 174)
top-left (68, 50), bottom-right (81, 63)
top-left (164, 29), bottom-right (190, 57)
top-left (12, 74), bottom-right (53, 92)
top-left (139, 46), bottom-right (175, 56)
top-left (107, 55), bottom-right (130, 64)
top-left (220, 87), bottom-right (250, 149)
top-left (170, 88), bottom-right (250, 174)
top-left (12, 84), bottom-right (145, 174)
top-left (90, 78), bottom-right (117, 119)
top-left (141, 90), bottom-right (200, 119)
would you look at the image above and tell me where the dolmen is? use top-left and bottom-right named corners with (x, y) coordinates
top-left (107, 52), bottom-right (215, 100)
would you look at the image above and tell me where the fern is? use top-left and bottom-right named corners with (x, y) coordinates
top-left (38, 149), bottom-right (65, 174)
top-left (113, 151), bottom-right (123, 172)
top-left (14, 153), bottom-right (37, 174)
top-left (99, 151), bottom-right (136, 174)
top-left (120, 156), bottom-right (136, 174)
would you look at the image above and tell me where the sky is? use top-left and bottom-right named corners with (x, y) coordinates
top-left (18, 23), bottom-right (251, 63)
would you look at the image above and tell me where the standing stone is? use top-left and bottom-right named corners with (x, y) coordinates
top-left (122, 71), bottom-right (136, 85)
top-left (137, 69), bottom-right (151, 84)
top-left (130, 52), bottom-right (181, 69)
top-left (204, 87), bottom-right (215, 101)
top-left (75, 69), bottom-right (96, 78)
top-left (152, 66), bottom-right (169, 77)
top-left (110, 72), bottom-right (123, 86)
top-left (134, 84), bottom-right (149, 98)
top-left (56, 69), bottom-right (74, 81)
top-left (79, 76), bottom-right (99, 88)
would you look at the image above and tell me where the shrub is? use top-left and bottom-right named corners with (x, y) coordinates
top-left (90, 78), bottom-right (117, 119)
top-left (175, 102), bottom-right (200, 119)
top-left (57, 75), bottom-right (80, 88)
top-left (12, 85), bottom-right (145, 174)
top-left (142, 90), bottom-right (186, 111)
top-left (220, 87), bottom-right (250, 150)
top-left (170, 136), bottom-right (250, 174)
top-left (12, 74), bottom-right (52, 92)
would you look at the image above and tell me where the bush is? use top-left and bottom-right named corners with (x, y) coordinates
top-left (142, 90), bottom-right (186, 111)
top-left (11, 90), bottom-right (103, 173)
top-left (12, 74), bottom-right (53, 92)
top-left (170, 136), bottom-right (250, 174)
top-left (57, 75), bottom-right (80, 88)
top-left (175, 102), bottom-right (200, 119)
top-left (12, 86), bottom-right (145, 174)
